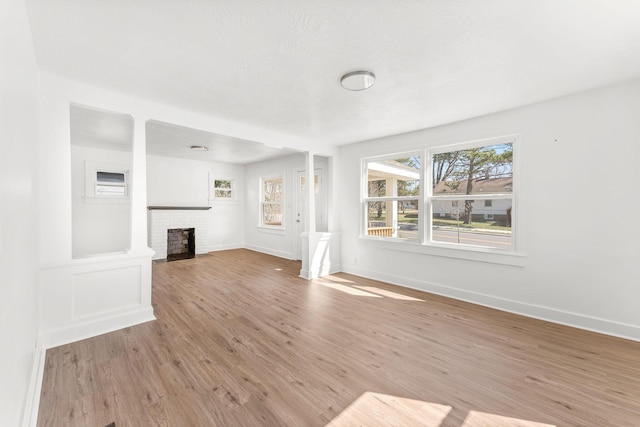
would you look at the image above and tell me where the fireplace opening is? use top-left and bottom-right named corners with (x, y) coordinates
top-left (167, 228), bottom-right (195, 261)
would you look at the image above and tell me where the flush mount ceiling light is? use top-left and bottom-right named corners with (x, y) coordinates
top-left (340, 70), bottom-right (376, 91)
top-left (190, 145), bottom-right (208, 151)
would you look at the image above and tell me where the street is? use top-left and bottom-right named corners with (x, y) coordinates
top-left (398, 228), bottom-right (512, 250)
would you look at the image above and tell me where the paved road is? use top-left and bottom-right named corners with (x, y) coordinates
top-left (398, 228), bottom-right (512, 249)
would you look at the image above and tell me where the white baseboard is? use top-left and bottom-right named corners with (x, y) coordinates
top-left (329, 262), bottom-right (342, 275)
top-left (22, 341), bottom-right (46, 427)
top-left (300, 262), bottom-right (342, 280)
top-left (343, 265), bottom-right (640, 342)
top-left (207, 243), bottom-right (243, 252)
top-left (243, 244), bottom-right (294, 260)
top-left (40, 307), bottom-right (156, 350)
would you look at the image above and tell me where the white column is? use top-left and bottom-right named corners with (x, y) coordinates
top-left (128, 116), bottom-right (154, 256)
top-left (39, 94), bottom-right (73, 263)
top-left (305, 151), bottom-right (316, 234)
top-left (300, 151), bottom-right (316, 279)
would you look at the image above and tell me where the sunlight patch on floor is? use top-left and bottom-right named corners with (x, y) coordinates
top-left (320, 275), bottom-right (355, 284)
top-left (315, 280), bottom-right (383, 297)
top-left (353, 286), bottom-right (424, 301)
top-left (461, 410), bottom-right (555, 427)
top-left (326, 392), bottom-right (451, 426)
top-left (327, 392), bottom-right (556, 427)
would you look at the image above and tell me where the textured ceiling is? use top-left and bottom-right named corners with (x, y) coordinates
top-left (27, 0), bottom-right (640, 147)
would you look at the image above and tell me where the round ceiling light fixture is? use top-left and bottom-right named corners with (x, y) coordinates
top-left (190, 145), bottom-right (209, 151)
top-left (340, 70), bottom-right (376, 91)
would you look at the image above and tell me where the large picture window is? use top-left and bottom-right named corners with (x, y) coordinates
top-left (430, 140), bottom-right (513, 251)
top-left (362, 136), bottom-right (516, 253)
top-left (260, 176), bottom-right (283, 227)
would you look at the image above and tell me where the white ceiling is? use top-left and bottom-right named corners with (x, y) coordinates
top-left (27, 0), bottom-right (640, 148)
top-left (70, 104), bottom-right (299, 164)
top-left (145, 120), bottom-right (300, 164)
top-left (70, 104), bottom-right (133, 152)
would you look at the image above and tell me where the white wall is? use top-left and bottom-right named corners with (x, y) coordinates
top-left (37, 95), bottom-right (153, 381)
top-left (0, 0), bottom-right (41, 424)
top-left (71, 146), bottom-right (132, 257)
top-left (147, 154), bottom-right (245, 252)
top-left (244, 153), bottom-right (305, 259)
top-left (338, 79), bottom-right (640, 340)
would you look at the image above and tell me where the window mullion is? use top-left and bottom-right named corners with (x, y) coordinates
top-left (424, 148), bottom-right (433, 245)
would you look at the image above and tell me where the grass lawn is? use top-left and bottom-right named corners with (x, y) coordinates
top-left (433, 218), bottom-right (511, 231)
top-left (369, 210), bottom-right (419, 224)
top-left (369, 210), bottom-right (510, 231)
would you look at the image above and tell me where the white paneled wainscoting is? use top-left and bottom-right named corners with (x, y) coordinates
top-left (38, 253), bottom-right (155, 349)
top-left (147, 206), bottom-right (211, 260)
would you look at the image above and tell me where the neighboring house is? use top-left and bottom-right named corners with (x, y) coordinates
top-left (432, 177), bottom-right (513, 225)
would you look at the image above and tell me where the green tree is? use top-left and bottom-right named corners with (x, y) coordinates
top-left (368, 180), bottom-right (386, 220)
top-left (442, 144), bottom-right (512, 224)
top-left (395, 156), bottom-right (421, 214)
top-left (433, 152), bottom-right (461, 186)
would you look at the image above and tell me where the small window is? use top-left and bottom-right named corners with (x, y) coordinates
top-left (85, 162), bottom-right (129, 202)
top-left (96, 171), bottom-right (126, 196)
top-left (212, 179), bottom-right (234, 199)
top-left (260, 176), bottom-right (283, 228)
top-left (484, 199), bottom-right (492, 207)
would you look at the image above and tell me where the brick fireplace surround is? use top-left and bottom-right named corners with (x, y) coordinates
top-left (147, 206), bottom-right (210, 260)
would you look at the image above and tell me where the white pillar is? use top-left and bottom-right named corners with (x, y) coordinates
top-left (128, 116), bottom-right (154, 256)
top-left (39, 94), bottom-right (73, 263)
top-left (305, 151), bottom-right (316, 234)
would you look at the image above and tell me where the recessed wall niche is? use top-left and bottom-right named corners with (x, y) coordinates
top-left (70, 104), bottom-right (133, 258)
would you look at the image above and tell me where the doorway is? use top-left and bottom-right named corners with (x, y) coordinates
top-left (294, 167), bottom-right (327, 260)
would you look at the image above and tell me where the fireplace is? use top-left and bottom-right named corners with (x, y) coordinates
top-left (148, 206), bottom-right (210, 261)
top-left (167, 228), bottom-right (195, 261)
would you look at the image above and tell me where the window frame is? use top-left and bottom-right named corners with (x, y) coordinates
top-left (362, 151), bottom-right (422, 242)
top-left (209, 175), bottom-right (235, 201)
top-left (360, 135), bottom-right (522, 265)
top-left (259, 175), bottom-right (284, 229)
top-left (84, 161), bottom-right (130, 204)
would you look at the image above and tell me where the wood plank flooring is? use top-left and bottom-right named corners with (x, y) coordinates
top-left (37, 249), bottom-right (640, 426)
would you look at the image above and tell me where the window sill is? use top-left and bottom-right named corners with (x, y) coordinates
top-left (257, 226), bottom-right (286, 236)
top-left (360, 235), bottom-right (526, 267)
top-left (83, 196), bottom-right (130, 205)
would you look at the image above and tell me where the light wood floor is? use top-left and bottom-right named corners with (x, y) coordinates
top-left (37, 249), bottom-right (640, 426)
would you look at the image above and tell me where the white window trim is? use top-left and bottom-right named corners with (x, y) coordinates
top-left (360, 135), bottom-right (523, 266)
top-left (83, 161), bottom-right (130, 204)
top-left (259, 174), bottom-right (284, 230)
top-left (362, 151), bottom-right (422, 240)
